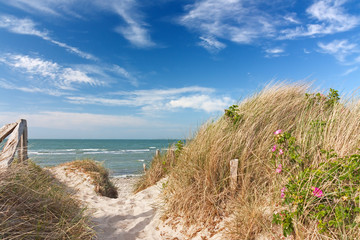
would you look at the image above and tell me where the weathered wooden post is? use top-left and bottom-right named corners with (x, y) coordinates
top-left (155, 149), bottom-right (160, 157)
top-left (18, 119), bottom-right (28, 162)
top-left (168, 149), bottom-right (175, 160)
top-left (0, 119), bottom-right (28, 168)
top-left (230, 159), bottom-right (239, 191)
top-left (143, 163), bottom-right (146, 172)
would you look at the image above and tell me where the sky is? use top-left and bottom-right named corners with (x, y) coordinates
top-left (0, 0), bottom-right (359, 139)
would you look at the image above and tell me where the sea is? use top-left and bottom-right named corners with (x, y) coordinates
top-left (27, 139), bottom-right (180, 177)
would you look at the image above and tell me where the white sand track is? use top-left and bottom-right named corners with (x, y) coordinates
top-left (49, 166), bottom-right (225, 240)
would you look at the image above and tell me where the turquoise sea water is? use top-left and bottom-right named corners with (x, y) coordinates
top-left (28, 139), bottom-right (179, 177)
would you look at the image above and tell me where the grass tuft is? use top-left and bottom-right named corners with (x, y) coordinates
top-left (64, 159), bottom-right (118, 198)
top-left (0, 160), bottom-right (95, 239)
top-left (134, 148), bottom-right (177, 193)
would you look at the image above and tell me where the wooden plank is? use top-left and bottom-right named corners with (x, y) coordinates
top-left (0, 119), bottom-right (26, 167)
top-left (0, 122), bottom-right (18, 143)
top-left (230, 159), bottom-right (239, 191)
top-left (17, 120), bottom-right (28, 162)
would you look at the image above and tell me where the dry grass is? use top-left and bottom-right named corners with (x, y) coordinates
top-left (0, 160), bottom-right (95, 239)
top-left (63, 159), bottom-right (118, 198)
top-left (134, 149), bottom-right (177, 193)
top-left (150, 82), bottom-right (360, 239)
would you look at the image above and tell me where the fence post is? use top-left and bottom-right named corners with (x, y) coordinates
top-left (168, 149), bottom-right (175, 160)
top-left (18, 119), bottom-right (28, 162)
top-left (143, 163), bottom-right (146, 172)
top-left (155, 149), bottom-right (160, 157)
top-left (230, 159), bottom-right (239, 191)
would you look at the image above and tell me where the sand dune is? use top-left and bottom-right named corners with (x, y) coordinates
top-left (49, 166), bottom-right (224, 240)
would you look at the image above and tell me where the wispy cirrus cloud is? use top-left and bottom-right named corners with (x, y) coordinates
top-left (265, 47), bottom-right (285, 58)
top-left (281, 0), bottom-right (360, 39)
top-left (0, 15), bottom-right (97, 60)
top-left (198, 36), bottom-right (226, 53)
top-left (67, 86), bottom-right (233, 113)
top-left (179, 0), bottom-right (359, 53)
top-left (317, 39), bottom-right (358, 62)
top-left (341, 66), bottom-right (358, 76)
top-left (110, 0), bottom-right (155, 48)
top-left (0, 79), bottom-right (64, 96)
top-left (0, 54), bottom-right (101, 91)
top-left (2, 0), bottom-right (155, 48)
top-left (180, 0), bottom-right (276, 49)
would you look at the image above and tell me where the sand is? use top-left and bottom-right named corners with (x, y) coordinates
top-left (49, 166), bottom-right (225, 240)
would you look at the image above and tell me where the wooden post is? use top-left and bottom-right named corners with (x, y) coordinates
top-left (18, 120), bottom-right (28, 162)
top-left (230, 159), bottom-right (239, 191)
top-left (0, 119), bottom-right (28, 167)
top-left (155, 149), bottom-right (160, 157)
top-left (143, 163), bottom-right (146, 172)
top-left (168, 149), bottom-right (175, 160)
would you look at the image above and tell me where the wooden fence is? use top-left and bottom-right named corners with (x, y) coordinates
top-left (0, 119), bottom-right (28, 168)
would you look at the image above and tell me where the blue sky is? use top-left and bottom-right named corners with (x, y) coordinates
top-left (0, 0), bottom-right (359, 139)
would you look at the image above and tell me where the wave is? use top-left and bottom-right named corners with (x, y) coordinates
top-left (112, 174), bottom-right (142, 178)
top-left (29, 152), bottom-right (76, 155)
top-left (30, 148), bottom-right (151, 156)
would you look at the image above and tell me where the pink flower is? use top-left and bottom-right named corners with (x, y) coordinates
top-left (274, 129), bottom-right (282, 135)
top-left (276, 164), bottom-right (282, 173)
top-left (272, 145), bottom-right (277, 152)
top-left (279, 149), bottom-right (284, 155)
top-left (311, 186), bottom-right (323, 197)
top-left (281, 187), bottom-right (286, 198)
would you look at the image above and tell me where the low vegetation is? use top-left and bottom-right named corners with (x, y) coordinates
top-left (64, 159), bottom-right (118, 198)
top-left (134, 141), bottom-right (183, 193)
top-left (0, 160), bottom-right (95, 239)
top-left (138, 82), bottom-right (360, 239)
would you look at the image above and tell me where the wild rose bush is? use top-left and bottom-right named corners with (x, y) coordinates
top-left (272, 130), bottom-right (360, 237)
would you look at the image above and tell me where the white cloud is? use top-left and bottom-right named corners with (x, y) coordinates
top-left (281, 0), bottom-right (359, 39)
top-left (318, 39), bottom-right (358, 62)
top-left (67, 86), bottom-right (233, 113)
top-left (0, 15), bottom-right (97, 60)
top-left (265, 48), bottom-right (284, 54)
top-left (283, 13), bottom-right (301, 24)
top-left (0, 79), bottom-right (64, 96)
top-left (198, 36), bottom-right (226, 53)
top-left (180, 0), bottom-right (359, 52)
top-left (264, 47), bottom-right (285, 58)
top-left (168, 95), bottom-right (233, 112)
top-left (0, 111), bottom-right (148, 130)
top-left (341, 66), bottom-right (358, 76)
top-left (111, 65), bottom-right (139, 87)
top-left (180, 0), bottom-right (276, 49)
top-left (1, 1), bottom-right (155, 48)
top-left (100, 0), bottom-right (155, 48)
top-left (0, 54), bottom-right (101, 90)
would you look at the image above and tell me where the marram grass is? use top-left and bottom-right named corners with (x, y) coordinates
top-left (64, 159), bottom-right (118, 198)
top-left (0, 160), bottom-right (95, 239)
top-left (140, 82), bottom-right (360, 239)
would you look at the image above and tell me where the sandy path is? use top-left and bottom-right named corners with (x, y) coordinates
top-left (49, 166), bottom-right (225, 240)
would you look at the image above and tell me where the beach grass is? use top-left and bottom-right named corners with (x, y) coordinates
top-left (134, 146), bottom-right (178, 193)
top-left (0, 160), bottom-right (95, 239)
top-left (63, 159), bottom-right (118, 198)
top-left (141, 82), bottom-right (360, 239)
